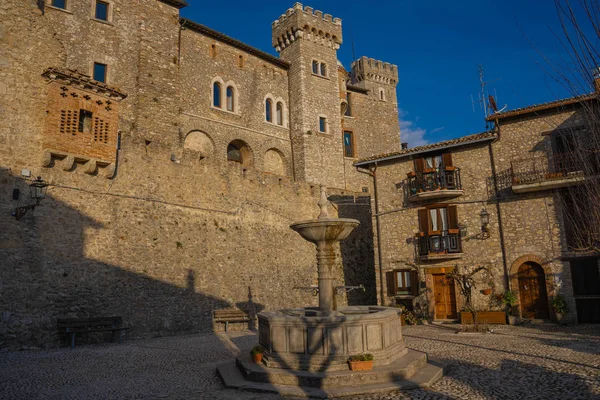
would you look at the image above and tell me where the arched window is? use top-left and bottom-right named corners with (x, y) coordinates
top-left (227, 143), bottom-right (242, 163)
top-left (227, 139), bottom-right (252, 167)
top-left (265, 99), bottom-right (273, 122)
top-left (276, 102), bottom-right (283, 125)
top-left (213, 82), bottom-right (222, 108)
top-left (226, 86), bottom-right (234, 112)
top-left (312, 60), bottom-right (319, 74)
top-left (320, 62), bottom-right (327, 77)
top-left (238, 55), bottom-right (244, 68)
top-left (210, 44), bottom-right (217, 58)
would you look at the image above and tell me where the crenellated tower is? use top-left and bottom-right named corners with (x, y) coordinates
top-left (351, 56), bottom-right (399, 105)
top-left (272, 3), bottom-right (345, 188)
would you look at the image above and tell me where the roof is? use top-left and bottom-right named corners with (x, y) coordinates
top-left (486, 93), bottom-right (597, 121)
top-left (354, 131), bottom-right (497, 166)
top-left (181, 19), bottom-right (290, 69)
top-left (42, 67), bottom-right (127, 100)
top-left (158, 0), bottom-right (188, 8)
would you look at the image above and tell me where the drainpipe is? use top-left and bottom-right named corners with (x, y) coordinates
top-left (488, 121), bottom-right (510, 290)
top-left (357, 163), bottom-right (385, 305)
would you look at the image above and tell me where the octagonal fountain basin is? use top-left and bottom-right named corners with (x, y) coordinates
top-left (289, 218), bottom-right (360, 244)
top-left (257, 306), bottom-right (407, 372)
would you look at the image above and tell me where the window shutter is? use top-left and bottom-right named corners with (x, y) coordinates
top-left (386, 271), bottom-right (397, 297)
top-left (442, 153), bottom-right (453, 167)
top-left (448, 205), bottom-right (458, 229)
top-left (410, 270), bottom-right (419, 296)
top-left (414, 158), bottom-right (425, 172)
top-left (418, 209), bottom-right (429, 234)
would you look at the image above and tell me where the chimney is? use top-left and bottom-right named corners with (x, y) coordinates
top-left (401, 142), bottom-right (408, 150)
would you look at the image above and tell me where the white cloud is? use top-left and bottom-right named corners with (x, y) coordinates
top-left (399, 109), bottom-right (429, 148)
top-left (430, 127), bottom-right (445, 134)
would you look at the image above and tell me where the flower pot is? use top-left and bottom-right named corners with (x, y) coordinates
top-left (481, 288), bottom-right (492, 296)
top-left (348, 360), bottom-right (373, 371)
top-left (555, 313), bottom-right (568, 325)
top-left (252, 353), bottom-right (263, 363)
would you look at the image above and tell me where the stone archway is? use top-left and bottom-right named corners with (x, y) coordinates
top-left (509, 255), bottom-right (554, 319)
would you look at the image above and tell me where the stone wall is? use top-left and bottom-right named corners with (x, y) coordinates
top-left (0, 0), bottom-right (379, 350)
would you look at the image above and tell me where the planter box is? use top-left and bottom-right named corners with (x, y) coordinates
top-left (348, 360), bottom-right (373, 371)
top-left (460, 311), bottom-right (506, 325)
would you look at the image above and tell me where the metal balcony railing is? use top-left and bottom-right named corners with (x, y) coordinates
top-left (416, 231), bottom-right (462, 257)
top-left (405, 168), bottom-right (462, 197)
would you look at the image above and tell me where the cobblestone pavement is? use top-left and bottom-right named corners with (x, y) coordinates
top-left (1, 324), bottom-right (599, 399)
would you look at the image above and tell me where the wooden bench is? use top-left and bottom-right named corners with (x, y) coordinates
top-left (57, 316), bottom-right (128, 348)
top-left (213, 309), bottom-right (254, 332)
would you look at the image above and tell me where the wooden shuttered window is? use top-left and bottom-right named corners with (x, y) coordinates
top-left (442, 153), bottom-right (453, 168)
top-left (418, 209), bottom-right (429, 235)
top-left (386, 271), bottom-right (396, 296)
top-left (386, 270), bottom-right (419, 297)
top-left (414, 158), bottom-right (425, 173)
top-left (447, 205), bottom-right (458, 232)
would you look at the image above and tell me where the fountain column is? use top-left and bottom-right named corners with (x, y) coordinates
top-left (316, 241), bottom-right (336, 313)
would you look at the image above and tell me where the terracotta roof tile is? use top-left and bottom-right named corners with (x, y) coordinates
top-left (159, 0), bottom-right (188, 8)
top-left (486, 93), bottom-right (597, 121)
top-left (354, 131), bottom-right (496, 166)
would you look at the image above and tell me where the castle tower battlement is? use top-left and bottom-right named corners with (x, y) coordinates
top-left (272, 2), bottom-right (342, 53)
top-left (351, 56), bottom-right (398, 87)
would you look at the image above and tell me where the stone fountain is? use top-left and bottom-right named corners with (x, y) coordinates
top-left (217, 187), bottom-right (443, 398)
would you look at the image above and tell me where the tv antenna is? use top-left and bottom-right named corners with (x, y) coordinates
top-left (471, 65), bottom-right (506, 120)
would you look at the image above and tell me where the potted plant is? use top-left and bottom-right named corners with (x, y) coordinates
top-left (407, 171), bottom-right (416, 178)
top-left (348, 353), bottom-right (374, 371)
top-left (501, 290), bottom-right (519, 325)
top-left (551, 295), bottom-right (569, 325)
top-left (250, 345), bottom-right (263, 363)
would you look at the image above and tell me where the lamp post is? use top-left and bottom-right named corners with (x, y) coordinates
top-left (14, 176), bottom-right (48, 220)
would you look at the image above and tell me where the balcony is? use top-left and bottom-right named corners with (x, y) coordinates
top-left (416, 231), bottom-right (463, 261)
top-left (508, 152), bottom-right (597, 194)
top-left (405, 168), bottom-right (463, 202)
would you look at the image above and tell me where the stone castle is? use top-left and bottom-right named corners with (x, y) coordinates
top-left (0, 0), bottom-right (401, 349)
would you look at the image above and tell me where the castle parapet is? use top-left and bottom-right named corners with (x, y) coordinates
top-left (350, 56), bottom-right (398, 86)
top-left (272, 2), bottom-right (343, 53)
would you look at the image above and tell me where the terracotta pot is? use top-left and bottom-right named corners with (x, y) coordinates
top-left (252, 353), bottom-right (263, 363)
top-left (348, 360), bottom-right (373, 371)
top-left (481, 288), bottom-right (492, 296)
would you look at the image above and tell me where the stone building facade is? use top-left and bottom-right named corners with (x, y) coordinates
top-left (356, 94), bottom-right (600, 324)
top-left (0, 0), bottom-right (401, 349)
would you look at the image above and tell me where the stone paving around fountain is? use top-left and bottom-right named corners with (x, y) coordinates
top-left (1, 324), bottom-right (598, 399)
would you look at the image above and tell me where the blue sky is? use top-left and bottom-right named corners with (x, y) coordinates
top-left (181, 1), bottom-right (597, 147)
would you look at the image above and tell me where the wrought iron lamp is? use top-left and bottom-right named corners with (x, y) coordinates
top-left (13, 176), bottom-right (48, 220)
top-left (458, 222), bottom-right (468, 237)
top-left (479, 208), bottom-right (490, 238)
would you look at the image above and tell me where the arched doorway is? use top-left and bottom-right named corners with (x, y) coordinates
top-left (518, 262), bottom-right (550, 319)
top-left (227, 140), bottom-right (252, 167)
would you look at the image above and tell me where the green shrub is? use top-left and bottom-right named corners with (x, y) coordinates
top-left (501, 290), bottom-right (518, 307)
top-left (250, 345), bottom-right (262, 355)
top-left (348, 353), bottom-right (374, 362)
top-left (551, 295), bottom-right (569, 315)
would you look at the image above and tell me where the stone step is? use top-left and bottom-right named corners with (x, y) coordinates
top-left (217, 353), bottom-right (445, 398)
top-left (238, 349), bottom-right (427, 388)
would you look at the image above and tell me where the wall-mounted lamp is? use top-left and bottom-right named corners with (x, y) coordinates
top-left (480, 208), bottom-right (490, 239)
top-left (13, 176), bottom-right (48, 220)
top-left (458, 222), bottom-right (468, 237)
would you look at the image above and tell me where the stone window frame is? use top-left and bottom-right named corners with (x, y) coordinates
top-left (379, 88), bottom-right (387, 102)
top-left (311, 59), bottom-right (329, 79)
top-left (263, 94), bottom-right (288, 128)
top-left (91, 61), bottom-right (109, 84)
top-left (318, 114), bottom-right (329, 134)
top-left (46, 0), bottom-right (73, 13)
top-left (386, 269), bottom-right (419, 297)
top-left (91, 0), bottom-right (114, 25)
top-left (210, 77), bottom-right (240, 116)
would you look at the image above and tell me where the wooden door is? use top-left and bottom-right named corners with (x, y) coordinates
top-left (518, 262), bottom-right (550, 319)
top-left (433, 274), bottom-right (458, 319)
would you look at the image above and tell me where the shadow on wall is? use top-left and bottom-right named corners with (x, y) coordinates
top-left (333, 195), bottom-right (377, 305)
top-left (0, 167), bottom-right (263, 350)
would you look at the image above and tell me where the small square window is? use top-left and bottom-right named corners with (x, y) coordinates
top-left (319, 117), bottom-right (327, 133)
top-left (51, 0), bottom-right (67, 9)
top-left (93, 63), bottom-right (107, 83)
top-left (95, 1), bottom-right (109, 21)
